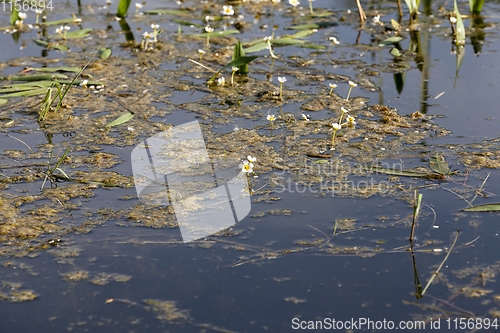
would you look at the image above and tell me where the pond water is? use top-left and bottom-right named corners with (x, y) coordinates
top-left (1, 0), bottom-right (500, 332)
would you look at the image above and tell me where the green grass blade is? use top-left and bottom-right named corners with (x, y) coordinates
top-left (469, 0), bottom-right (484, 14)
top-left (105, 112), bottom-right (134, 127)
top-left (463, 204), bottom-right (500, 212)
top-left (50, 146), bottom-right (71, 173)
top-left (233, 40), bottom-right (248, 74)
top-left (117, 0), bottom-right (131, 18)
top-left (454, 0), bottom-right (466, 46)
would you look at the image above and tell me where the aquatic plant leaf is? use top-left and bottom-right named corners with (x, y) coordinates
top-left (469, 0), bottom-right (484, 15)
top-left (172, 20), bottom-right (203, 28)
top-left (378, 36), bottom-right (404, 46)
top-left (271, 38), bottom-right (305, 45)
top-left (244, 42), bottom-right (267, 53)
top-left (2, 81), bottom-right (55, 89)
top-left (288, 29), bottom-right (316, 39)
top-left (429, 153), bottom-right (450, 175)
top-left (454, 46), bottom-right (465, 87)
top-left (232, 41), bottom-right (248, 74)
top-left (285, 21), bottom-right (338, 30)
top-left (144, 10), bottom-right (190, 15)
top-left (404, 0), bottom-right (417, 14)
top-left (312, 160), bottom-right (329, 164)
top-left (117, 0), bottom-right (131, 18)
top-left (0, 88), bottom-right (49, 98)
top-left (105, 112), bottom-right (134, 128)
top-left (33, 39), bottom-right (69, 50)
top-left (298, 44), bottom-right (325, 49)
top-left (391, 19), bottom-right (402, 31)
top-left (10, 6), bottom-right (19, 26)
top-left (463, 204), bottom-right (500, 212)
top-left (390, 48), bottom-right (401, 57)
top-left (454, 0), bottom-right (466, 46)
top-left (359, 165), bottom-right (440, 178)
top-left (2, 74), bottom-right (68, 81)
top-left (298, 11), bottom-right (334, 19)
top-left (99, 48), bottom-right (112, 59)
top-left (64, 29), bottom-right (93, 39)
top-left (207, 56), bottom-right (258, 83)
top-left (32, 67), bottom-right (82, 73)
top-left (41, 18), bottom-right (80, 26)
top-left (188, 30), bottom-right (240, 38)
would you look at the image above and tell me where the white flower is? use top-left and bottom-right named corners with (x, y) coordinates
top-left (329, 83), bottom-right (337, 89)
top-left (247, 155), bottom-right (256, 163)
top-left (135, 3), bottom-right (143, 8)
top-left (240, 160), bottom-right (254, 173)
top-left (35, 8), bottom-right (43, 14)
top-left (151, 24), bottom-right (159, 29)
top-left (205, 26), bottom-right (214, 33)
top-left (301, 114), bottom-right (310, 121)
top-left (332, 123), bottom-right (341, 130)
top-left (341, 107), bottom-right (349, 113)
top-left (205, 15), bottom-right (214, 22)
top-left (80, 79), bottom-right (88, 87)
top-left (217, 77), bottom-right (225, 85)
top-left (267, 114), bottom-right (275, 121)
top-left (346, 115), bottom-right (356, 125)
top-left (198, 49), bottom-right (206, 55)
top-left (289, 0), bottom-right (300, 6)
top-left (348, 81), bottom-right (357, 87)
top-left (272, 0), bottom-right (281, 3)
top-left (264, 36), bottom-right (272, 42)
top-left (222, 5), bottom-right (234, 16)
top-left (55, 26), bottom-right (63, 34)
top-left (15, 20), bottom-right (20, 26)
top-left (278, 77), bottom-right (287, 83)
top-left (450, 17), bottom-right (457, 23)
top-left (329, 36), bottom-right (339, 44)
top-left (18, 12), bottom-right (27, 20)
top-left (143, 31), bottom-right (152, 38)
top-left (231, 66), bottom-right (239, 72)
top-left (372, 15), bottom-right (382, 25)
top-left (64, 26), bottom-right (70, 31)
top-left (106, 0), bottom-right (112, 4)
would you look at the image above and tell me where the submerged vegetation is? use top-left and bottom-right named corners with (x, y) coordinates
top-left (0, 0), bottom-right (499, 330)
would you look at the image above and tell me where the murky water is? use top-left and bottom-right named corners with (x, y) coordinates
top-left (1, 0), bottom-right (500, 332)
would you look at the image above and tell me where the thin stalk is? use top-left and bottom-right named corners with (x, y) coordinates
top-left (421, 232), bottom-right (459, 295)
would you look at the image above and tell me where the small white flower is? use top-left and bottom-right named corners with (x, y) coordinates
top-left (267, 114), bottom-right (276, 121)
top-left (348, 81), bottom-right (357, 87)
top-left (107, 0), bottom-right (112, 4)
top-left (15, 20), bottom-right (21, 26)
top-left (55, 26), bottom-right (63, 34)
top-left (450, 17), bottom-right (457, 23)
top-left (301, 114), bottom-right (310, 121)
top-left (217, 77), bottom-right (225, 85)
top-left (231, 66), bottom-right (239, 72)
top-left (18, 12), bottom-right (27, 20)
top-left (222, 5), bottom-right (234, 16)
top-left (35, 8), bottom-right (43, 14)
top-left (264, 36), bottom-right (272, 42)
top-left (332, 123), bottom-right (341, 130)
top-left (329, 83), bottom-right (337, 89)
top-left (198, 49), bottom-right (206, 55)
top-left (289, 0), bottom-right (300, 6)
top-left (278, 77), bottom-right (287, 83)
top-left (247, 155), bottom-right (256, 163)
top-left (329, 36), bottom-right (339, 44)
top-left (272, 0), bottom-right (281, 3)
top-left (205, 25), bottom-right (214, 33)
top-left (341, 107), bottom-right (349, 113)
top-left (240, 160), bottom-right (254, 173)
top-left (151, 24), bottom-right (159, 29)
top-left (80, 79), bottom-right (88, 87)
top-left (346, 115), bottom-right (356, 125)
top-left (205, 15), bottom-right (214, 22)
top-left (143, 31), bottom-right (152, 38)
top-left (135, 3), bottom-right (143, 8)
top-left (372, 14), bottom-right (382, 25)
top-left (64, 26), bottom-right (70, 31)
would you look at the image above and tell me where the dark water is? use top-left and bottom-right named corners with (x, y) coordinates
top-left (1, 0), bottom-right (500, 332)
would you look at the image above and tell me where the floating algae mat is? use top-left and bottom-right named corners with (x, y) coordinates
top-left (1, 0), bottom-right (500, 331)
